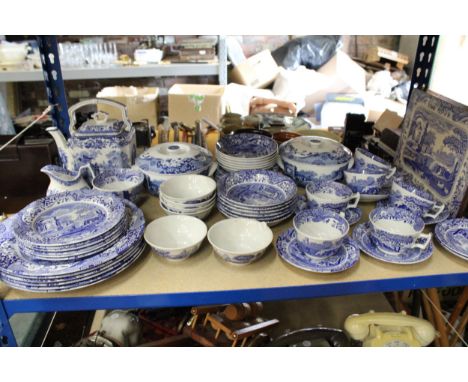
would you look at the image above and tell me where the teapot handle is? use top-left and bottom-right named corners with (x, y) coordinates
top-left (68, 98), bottom-right (132, 135)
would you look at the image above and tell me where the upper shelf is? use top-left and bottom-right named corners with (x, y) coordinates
top-left (0, 62), bottom-right (221, 82)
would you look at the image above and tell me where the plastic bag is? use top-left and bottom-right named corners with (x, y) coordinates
top-left (272, 36), bottom-right (342, 70)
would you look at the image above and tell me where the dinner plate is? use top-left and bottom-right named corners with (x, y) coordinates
top-left (435, 218), bottom-right (468, 260)
top-left (13, 190), bottom-right (125, 248)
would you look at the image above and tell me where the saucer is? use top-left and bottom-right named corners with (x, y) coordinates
top-left (352, 222), bottom-right (433, 265)
top-left (295, 196), bottom-right (362, 225)
top-left (435, 218), bottom-right (468, 260)
top-left (358, 189), bottom-right (390, 202)
top-left (276, 228), bottom-right (359, 273)
top-left (376, 200), bottom-right (450, 225)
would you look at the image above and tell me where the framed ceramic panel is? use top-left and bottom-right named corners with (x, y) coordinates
top-left (394, 89), bottom-right (468, 218)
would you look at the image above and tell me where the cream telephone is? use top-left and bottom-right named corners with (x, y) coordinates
top-left (344, 311), bottom-right (436, 347)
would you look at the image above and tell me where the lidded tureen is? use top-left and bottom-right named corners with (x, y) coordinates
top-left (278, 136), bottom-right (353, 185)
top-left (135, 142), bottom-right (217, 195)
top-left (47, 99), bottom-right (136, 172)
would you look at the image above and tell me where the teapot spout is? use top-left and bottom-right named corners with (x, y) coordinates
top-left (46, 127), bottom-right (73, 171)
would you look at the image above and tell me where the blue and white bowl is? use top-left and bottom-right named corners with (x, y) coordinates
top-left (293, 208), bottom-right (349, 258)
top-left (354, 148), bottom-right (392, 171)
top-left (92, 168), bottom-right (144, 203)
top-left (344, 167), bottom-right (395, 195)
top-left (159, 174), bottom-right (216, 204)
top-left (390, 178), bottom-right (445, 220)
top-left (306, 180), bottom-right (360, 211)
top-left (208, 218), bottom-right (273, 265)
top-left (278, 136), bottom-right (353, 185)
top-left (369, 207), bottom-right (432, 254)
top-left (144, 215), bottom-right (207, 261)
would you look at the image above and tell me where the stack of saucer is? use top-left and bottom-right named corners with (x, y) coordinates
top-left (217, 170), bottom-right (297, 226)
top-left (353, 207), bottom-right (433, 265)
top-left (216, 133), bottom-right (278, 172)
top-left (435, 218), bottom-right (468, 261)
top-left (0, 190), bottom-right (145, 292)
top-left (159, 175), bottom-right (216, 220)
top-left (276, 208), bottom-right (360, 273)
top-left (343, 148), bottom-right (396, 202)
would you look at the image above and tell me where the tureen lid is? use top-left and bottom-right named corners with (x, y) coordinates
top-left (74, 112), bottom-right (126, 138)
top-left (279, 136), bottom-right (352, 165)
top-left (136, 142), bottom-right (213, 175)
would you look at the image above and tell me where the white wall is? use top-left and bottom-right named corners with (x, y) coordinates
top-left (429, 35), bottom-right (468, 106)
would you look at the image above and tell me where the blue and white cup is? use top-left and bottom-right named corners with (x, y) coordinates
top-left (354, 148), bottom-right (392, 172)
top-left (390, 179), bottom-right (445, 220)
top-left (293, 208), bottom-right (349, 258)
top-left (343, 167), bottom-right (396, 195)
top-left (306, 181), bottom-right (360, 211)
top-left (369, 207), bottom-right (432, 255)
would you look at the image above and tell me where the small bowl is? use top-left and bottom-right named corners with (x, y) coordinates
top-left (160, 193), bottom-right (216, 210)
top-left (231, 128), bottom-right (273, 138)
top-left (159, 175), bottom-right (216, 204)
top-left (208, 218), bottom-right (273, 265)
top-left (144, 215), bottom-right (207, 261)
top-left (343, 167), bottom-right (395, 195)
top-left (160, 200), bottom-right (215, 220)
top-left (293, 208), bottom-right (349, 258)
top-left (306, 180), bottom-right (360, 211)
top-left (92, 168), bottom-right (144, 202)
top-left (354, 148), bottom-right (392, 171)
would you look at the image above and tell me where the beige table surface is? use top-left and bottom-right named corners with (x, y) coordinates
top-left (2, 194), bottom-right (468, 312)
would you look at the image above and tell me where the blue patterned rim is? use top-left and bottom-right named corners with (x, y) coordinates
top-left (294, 207), bottom-right (349, 239)
top-left (393, 178), bottom-right (434, 201)
top-left (216, 133), bottom-right (278, 158)
top-left (92, 168), bottom-right (144, 189)
top-left (369, 207), bottom-right (424, 233)
top-left (217, 169), bottom-right (297, 207)
top-left (434, 218), bottom-right (468, 258)
top-left (12, 189), bottom-right (126, 248)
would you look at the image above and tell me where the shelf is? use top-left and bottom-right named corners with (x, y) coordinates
top-left (2, 196), bottom-right (468, 317)
top-left (0, 62), bottom-right (222, 82)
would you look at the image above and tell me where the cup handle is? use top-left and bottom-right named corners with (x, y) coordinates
top-left (424, 202), bottom-right (445, 220)
top-left (385, 167), bottom-right (396, 179)
top-left (347, 157), bottom-right (355, 169)
top-left (413, 233), bottom-right (432, 250)
top-left (346, 192), bottom-right (360, 209)
top-left (208, 161), bottom-right (218, 177)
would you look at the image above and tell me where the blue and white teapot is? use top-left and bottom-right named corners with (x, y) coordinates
top-left (47, 99), bottom-right (136, 173)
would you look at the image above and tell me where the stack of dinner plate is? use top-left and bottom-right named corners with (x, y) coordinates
top-left (216, 170), bottom-right (297, 226)
top-left (216, 133), bottom-right (278, 172)
top-left (0, 189), bottom-right (145, 292)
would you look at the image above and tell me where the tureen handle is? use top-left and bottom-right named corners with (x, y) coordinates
top-left (68, 98), bottom-right (132, 135)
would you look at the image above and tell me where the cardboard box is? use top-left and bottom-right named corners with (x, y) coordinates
top-left (96, 86), bottom-right (159, 127)
top-left (366, 46), bottom-right (409, 69)
top-left (230, 50), bottom-right (279, 89)
top-left (168, 84), bottom-right (225, 126)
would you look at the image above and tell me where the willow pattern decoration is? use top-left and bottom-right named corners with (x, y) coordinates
top-left (395, 89), bottom-right (468, 218)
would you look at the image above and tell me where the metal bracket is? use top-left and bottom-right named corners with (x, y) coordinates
top-left (0, 300), bottom-right (17, 347)
top-left (37, 35), bottom-right (70, 137)
top-left (409, 35), bottom-right (439, 101)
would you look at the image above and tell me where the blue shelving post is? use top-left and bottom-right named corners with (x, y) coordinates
top-left (37, 36), bottom-right (70, 137)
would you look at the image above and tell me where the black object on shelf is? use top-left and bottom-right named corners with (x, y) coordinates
top-left (267, 328), bottom-right (351, 347)
top-left (343, 113), bottom-right (374, 152)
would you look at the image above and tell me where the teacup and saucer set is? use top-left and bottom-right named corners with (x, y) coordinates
top-left (295, 180), bottom-right (362, 226)
top-left (353, 207), bottom-right (434, 265)
top-left (343, 148), bottom-right (396, 202)
top-left (376, 177), bottom-right (449, 225)
top-left (276, 208), bottom-right (360, 273)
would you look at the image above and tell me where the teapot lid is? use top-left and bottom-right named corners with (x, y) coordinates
top-left (279, 136), bottom-right (352, 165)
top-left (136, 142), bottom-right (213, 175)
top-left (73, 112), bottom-right (126, 138)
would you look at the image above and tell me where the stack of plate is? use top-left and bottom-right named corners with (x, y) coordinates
top-left (217, 170), bottom-right (297, 226)
top-left (216, 133), bottom-right (278, 172)
top-left (435, 218), bottom-right (468, 261)
top-left (0, 190), bottom-right (145, 292)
